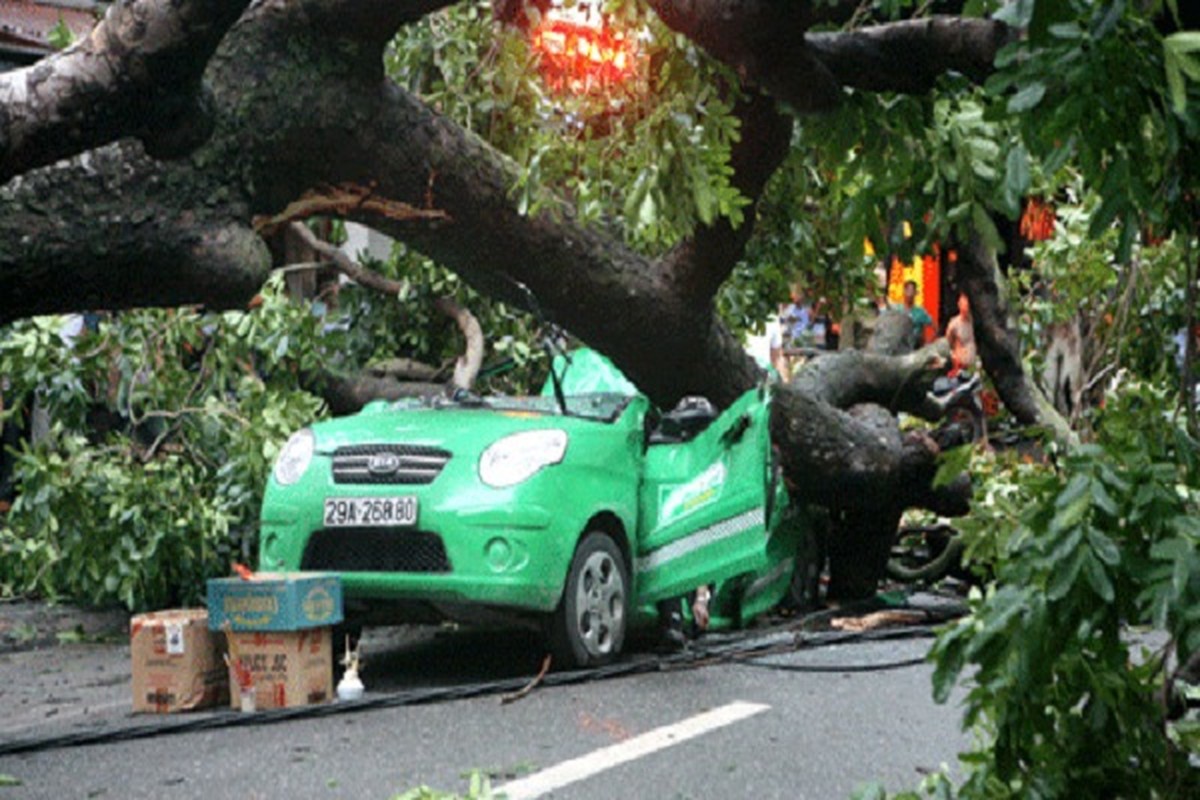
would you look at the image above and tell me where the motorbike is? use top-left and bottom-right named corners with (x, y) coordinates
top-left (927, 370), bottom-right (985, 444)
top-left (886, 370), bottom-right (986, 584)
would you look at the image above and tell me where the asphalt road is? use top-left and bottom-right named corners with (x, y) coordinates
top-left (0, 624), bottom-right (968, 799)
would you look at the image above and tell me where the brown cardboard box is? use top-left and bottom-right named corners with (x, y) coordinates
top-left (130, 609), bottom-right (228, 713)
top-left (227, 627), bottom-right (332, 710)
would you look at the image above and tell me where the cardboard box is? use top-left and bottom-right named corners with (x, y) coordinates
top-left (130, 609), bottom-right (229, 713)
top-left (206, 572), bottom-right (343, 632)
top-left (226, 627), bottom-right (332, 710)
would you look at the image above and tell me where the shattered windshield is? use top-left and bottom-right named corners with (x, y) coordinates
top-left (388, 392), bottom-right (635, 423)
top-left (481, 393), bottom-right (634, 422)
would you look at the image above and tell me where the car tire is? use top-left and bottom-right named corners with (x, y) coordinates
top-left (549, 532), bottom-right (629, 668)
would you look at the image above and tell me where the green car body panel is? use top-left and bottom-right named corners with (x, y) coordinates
top-left (259, 349), bottom-right (805, 632)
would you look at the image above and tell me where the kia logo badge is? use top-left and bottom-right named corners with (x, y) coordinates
top-left (367, 452), bottom-right (402, 475)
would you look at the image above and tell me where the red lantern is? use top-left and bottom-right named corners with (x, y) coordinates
top-left (529, 2), bottom-right (640, 95)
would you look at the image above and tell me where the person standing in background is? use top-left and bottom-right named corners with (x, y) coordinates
top-left (946, 292), bottom-right (977, 375)
top-left (896, 279), bottom-right (934, 351)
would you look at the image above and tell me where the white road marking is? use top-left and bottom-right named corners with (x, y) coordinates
top-left (497, 700), bottom-right (770, 799)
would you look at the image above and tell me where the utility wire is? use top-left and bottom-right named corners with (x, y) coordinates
top-left (0, 609), bottom-right (949, 757)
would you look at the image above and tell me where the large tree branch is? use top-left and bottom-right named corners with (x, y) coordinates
top-left (433, 297), bottom-right (484, 391)
top-left (314, 372), bottom-right (445, 416)
top-left (313, 77), bottom-right (763, 408)
top-left (956, 232), bottom-right (1075, 443)
top-left (644, 0), bottom-right (842, 112)
top-left (289, 0), bottom-right (457, 54)
top-left (645, 3), bottom-right (1008, 111)
top-left (805, 17), bottom-right (1011, 94)
top-left (659, 90), bottom-right (793, 300)
top-left (0, 0), bottom-right (251, 184)
top-left (288, 221), bottom-right (484, 391)
top-left (791, 340), bottom-right (950, 420)
top-left (0, 143), bottom-right (269, 322)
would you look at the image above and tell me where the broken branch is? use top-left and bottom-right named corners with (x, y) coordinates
top-left (500, 654), bottom-right (552, 705)
top-left (256, 184), bottom-right (449, 238)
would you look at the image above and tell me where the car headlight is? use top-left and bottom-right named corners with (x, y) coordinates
top-left (479, 429), bottom-right (568, 488)
top-left (273, 428), bottom-right (315, 486)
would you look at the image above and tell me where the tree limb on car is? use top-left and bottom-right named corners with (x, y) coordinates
top-left (0, 0), bottom-right (252, 183)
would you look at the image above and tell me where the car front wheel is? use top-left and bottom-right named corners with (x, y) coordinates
top-left (550, 532), bottom-right (628, 668)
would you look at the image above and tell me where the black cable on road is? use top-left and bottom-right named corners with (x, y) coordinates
top-left (734, 656), bottom-right (929, 673)
top-left (0, 613), bottom-right (947, 757)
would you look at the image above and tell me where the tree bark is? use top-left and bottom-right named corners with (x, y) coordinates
top-left (288, 221), bottom-right (485, 397)
top-left (0, 0), bottom-right (251, 183)
top-left (956, 233), bottom-right (1075, 443)
top-left (0, 142), bottom-right (269, 323)
top-left (644, 2), bottom-right (1009, 111)
top-left (315, 371), bottom-right (445, 417)
top-left (0, 0), bottom-right (1009, 598)
top-left (805, 17), bottom-right (1011, 94)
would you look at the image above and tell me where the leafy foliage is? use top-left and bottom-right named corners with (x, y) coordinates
top-left (0, 284), bottom-right (326, 608)
top-left (386, 1), bottom-right (748, 253)
top-left (335, 242), bottom-right (547, 395)
top-left (0, 243), bottom-right (554, 611)
top-left (1007, 204), bottom-right (1195, 419)
top-left (871, 379), bottom-right (1200, 799)
top-left (984, 0), bottom-right (1200, 257)
top-left (391, 770), bottom-right (497, 800)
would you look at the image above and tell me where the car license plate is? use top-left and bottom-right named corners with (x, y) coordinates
top-left (323, 496), bottom-right (418, 528)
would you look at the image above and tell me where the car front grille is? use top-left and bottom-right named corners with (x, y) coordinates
top-left (300, 528), bottom-right (452, 573)
top-left (331, 444), bottom-right (452, 485)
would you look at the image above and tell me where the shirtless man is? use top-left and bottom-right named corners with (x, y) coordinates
top-left (946, 292), bottom-right (977, 374)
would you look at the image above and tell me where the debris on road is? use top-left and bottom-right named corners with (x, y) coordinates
top-left (206, 571), bottom-right (345, 711)
top-left (129, 609), bottom-right (227, 714)
top-left (500, 654), bottom-right (551, 705)
top-left (829, 609), bottom-right (928, 633)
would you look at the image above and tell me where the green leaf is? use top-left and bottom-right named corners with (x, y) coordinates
top-left (933, 444), bottom-right (973, 489)
top-left (1089, 480), bottom-right (1119, 518)
top-left (1088, 530), bottom-right (1121, 567)
top-left (1048, 545), bottom-right (1087, 600)
top-left (1048, 23), bottom-right (1084, 40)
top-left (1172, 554), bottom-right (1191, 598)
top-left (1090, 0), bottom-right (1124, 40)
top-left (1167, 31), bottom-right (1200, 54)
top-left (47, 17), bottom-right (73, 50)
top-left (1008, 82), bottom-right (1047, 114)
top-left (1004, 144), bottom-right (1031, 199)
top-left (1084, 553), bottom-right (1115, 603)
top-left (1052, 492), bottom-right (1091, 534)
top-left (850, 783), bottom-right (888, 800)
top-left (971, 204), bottom-right (1004, 251)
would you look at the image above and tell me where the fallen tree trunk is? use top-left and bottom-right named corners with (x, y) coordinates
top-left (957, 232), bottom-right (1075, 443)
top-left (287, 221), bottom-right (486, 409)
top-left (778, 337), bottom-right (971, 599)
top-left (0, 0), bottom-right (1007, 599)
top-left (0, 0), bottom-right (251, 182)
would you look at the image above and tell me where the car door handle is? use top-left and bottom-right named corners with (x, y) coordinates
top-left (721, 414), bottom-right (751, 446)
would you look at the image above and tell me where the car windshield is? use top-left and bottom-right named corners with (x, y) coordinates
top-left (386, 392), bottom-right (633, 423)
top-left (481, 392), bottom-right (634, 422)
top-left (383, 349), bottom-right (639, 422)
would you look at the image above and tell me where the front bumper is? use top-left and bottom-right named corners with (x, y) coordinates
top-left (259, 460), bottom-right (575, 614)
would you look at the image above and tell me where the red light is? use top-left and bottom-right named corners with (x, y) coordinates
top-left (529, 16), bottom-right (641, 95)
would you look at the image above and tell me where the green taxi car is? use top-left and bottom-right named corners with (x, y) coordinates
top-left (259, 350), bottom-right (811, 666)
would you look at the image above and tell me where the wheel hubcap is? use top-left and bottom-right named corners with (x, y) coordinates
top-left (574, 550), bottom-right (624, 657)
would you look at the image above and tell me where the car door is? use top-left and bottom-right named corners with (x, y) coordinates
top-left (634, 386), bottom-right (773, 604)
